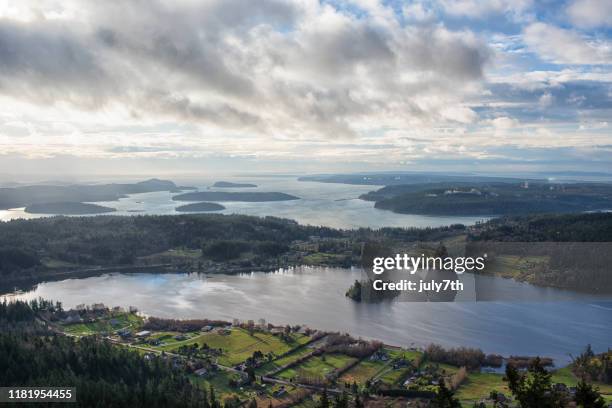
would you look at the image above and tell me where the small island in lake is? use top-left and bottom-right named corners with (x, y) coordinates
top-left (212, 181), bottom-right (257, 188)
top-left (175, 202), bottom-right (225, 212)
top-left (172, 191), bottom-right (299, 202)
top-left (25, 202), bottom-right (116, 215)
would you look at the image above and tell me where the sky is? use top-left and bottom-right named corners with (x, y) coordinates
top-left (0, 0), bottom-right (611, 179)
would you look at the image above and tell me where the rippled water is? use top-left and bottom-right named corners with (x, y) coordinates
top-left (4, 267), bottom-right (610, 365)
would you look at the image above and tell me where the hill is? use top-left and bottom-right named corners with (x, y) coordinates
top-left (361, 182), bottom-right (612, 216)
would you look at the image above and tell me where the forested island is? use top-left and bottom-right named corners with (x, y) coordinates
top-left (1, 300), bottom-right (610, 407)
top-left (360, 182), bottom-right (612, 216)
top-left (176, 202), bottom-right (226, 212)
top-left (0, 178), bottom-right (193, 210)
top-left (25, 201), bottom-right (117, 215)
top-left (1, 212), bottom-right (611, 293)
top-left (213, 181), bottom-right (258, 188)
top-left (173, 191), bottom-right (300, 202)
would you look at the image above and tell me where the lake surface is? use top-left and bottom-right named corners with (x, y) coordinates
top-left (4, 267), bottom-right (610, 365)
top-left (0, 176), bottom-right (486, 229)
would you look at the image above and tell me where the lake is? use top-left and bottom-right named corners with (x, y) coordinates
top-left (0, 176), bottom-right (486, 229)
top-left (3, 266), bottom-right (611, 365)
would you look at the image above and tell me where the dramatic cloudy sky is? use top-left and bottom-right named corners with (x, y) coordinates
top-left (0, 0), bottom-right (611, 177)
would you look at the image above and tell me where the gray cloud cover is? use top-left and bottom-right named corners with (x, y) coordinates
top-left (0, 0), bottom-right (491, 138)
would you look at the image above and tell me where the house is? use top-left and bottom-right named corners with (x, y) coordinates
top-left (194, 368), bottom-right (208, 377)
top-left (201, 325), bottom-right (213, 332)
top-left (393, 359), bottom-right (410, 369)
top-left (112, 306), bottom-right (125, 313)
top-left (117, 328), bottom-right (131, 338)
top-left (75, 304), bottom-right (87, 311)
top-left (135, 330), bottom-right (151, 338)
top-left (63, 313), bottom-right (83, 324)
top-left (370, 349), bottom-right (389, 361)
top-left (91, 303), bottom-right (106, 312)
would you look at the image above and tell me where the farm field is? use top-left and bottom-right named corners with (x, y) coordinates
top-left (277, 353), bottom-right (357, 381)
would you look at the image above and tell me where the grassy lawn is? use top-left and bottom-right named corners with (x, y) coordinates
top-left (456, 372), bottom-right (509, 405)
top-left (277, 353), bottom-right (357, 381)
top-left (339, 359), bottom-right (386, 384)
top-left (302, 252), bottom-right (346, 265)
top-left (368, 348), bottom-right (423, 386)
top-left (42, 258), bottom-right (78, 269)
top-left (552, 367), bottom-right (612, 402)
top-left (62, 312), bottom-right (142, 335)
top-left (256, 347), bottom-right (314, 375)
top-left (190, 370), bottom-right (246, 401)
top-left (486, 255), bottom-right (549, 281)
top-left (378, 367), bottom-right (408, 386)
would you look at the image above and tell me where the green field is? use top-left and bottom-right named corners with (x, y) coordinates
top-left (551, 367), bottom-right (612, 402)
top-left (62, 312), bottom-right (142, 335)
top-left (456, 368), bottom-right (612, 405)
top-left (456, 372), bottom-right (509, 405)
top-left (256, 346), bottom-right (314, 375)
top-left (339, 359), bottom-right (386, 384)
top-left (161, 328), bottom-right (309, 366)
top-left (277, 353), bottom-right (357, 381)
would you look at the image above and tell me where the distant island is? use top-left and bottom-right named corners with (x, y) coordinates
top-left (212, 181), bottom-right (257, 188)
top-left (173, 191), bottom-right (299, 202)
top-left (299, 172), bottom-right (537, 186)
top-left (25, 202), bottom-right (116, 215)
top-left (0, 178), bottom-right (194, 210)
top-left (360, 182), bottom-right (612, 216)
top-left (175, 202), bottom-right (225, 212)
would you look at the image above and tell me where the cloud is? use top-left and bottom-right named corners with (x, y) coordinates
top-left (523, 23), bottom-right (612, 65)
top-left (566, 0), bottom-right (612, 28)
top-left (0, 0), bottom-right (491, 144)
top-left (439, 0), bottom-right (532, 19)
top-left (0, 0), bottom-right (610, 173)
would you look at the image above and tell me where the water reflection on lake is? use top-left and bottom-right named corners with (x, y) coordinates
top-left (4, 266), bottom-right (611, 365)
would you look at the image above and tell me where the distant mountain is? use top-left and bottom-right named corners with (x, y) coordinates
top-left (173, 191), bottom-right (299, 202)
top-left (212, 181), bottom-right (257, 188)
top-left (25, 202), bottom-right (116, 215)
top-left (175, 202), bottom-right (225, 212)
top-left (0, 178), bottom-right (192, 209)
